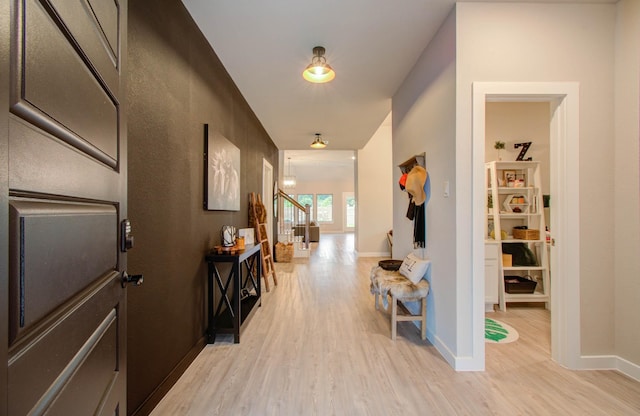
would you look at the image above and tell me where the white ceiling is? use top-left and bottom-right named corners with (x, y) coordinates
top-left (283, 150), bottom-right (355, 183)
top-left (182, 0), bottom-right (456, 150)
top-left (181, 0), bottom-right (616, 164)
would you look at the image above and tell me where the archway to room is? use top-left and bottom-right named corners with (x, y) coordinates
top-left (276, 150), bottom-right (357, 255)
top-left (472, 82), bottom-right (581, 369)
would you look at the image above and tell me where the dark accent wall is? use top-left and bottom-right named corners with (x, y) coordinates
top-left (126, 1), bottom-right (278, 414)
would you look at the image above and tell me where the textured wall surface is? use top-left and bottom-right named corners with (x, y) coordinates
top-left (127, 0), bottom-right (278, 413)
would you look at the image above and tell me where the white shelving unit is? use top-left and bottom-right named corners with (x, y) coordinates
top-left (485, 161), bottom-right (550, 311)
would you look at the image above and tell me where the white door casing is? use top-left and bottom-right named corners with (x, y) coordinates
top-left (263, 159), bottom-right (274, 246)
top-left (472, 82), bottom-right (581, 369)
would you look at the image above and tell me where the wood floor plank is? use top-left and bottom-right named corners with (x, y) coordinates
top-left (151, 233), bottom-right (640, 415)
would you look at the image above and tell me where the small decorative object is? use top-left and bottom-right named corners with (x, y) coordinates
top-left (378, 259), bottom-right (403, 271)
top-left (503, 194), bottom-right (529, 213)
top-left (489, 229), bottom-right (508, 240)
top-left (487, 194), bottom-right (493, 214)
top-left (221, 225), bottom-right (236, 247)
top-left (514, 141), bottom-right (532, 161)
top-left (494, 140), bottom-right (505, 160)
top-left (503, 170), bottom-right (516, 187)
top-left (235, 236), bottom-right (245, 249)
top-left (238, 228), bottom-right (255, 245)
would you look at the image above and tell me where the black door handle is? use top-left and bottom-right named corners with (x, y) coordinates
top-left (121, 272), bottom-right (144, 288)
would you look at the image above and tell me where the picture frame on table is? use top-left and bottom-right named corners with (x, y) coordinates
top-left (503, 170), bottom-right (517, 186)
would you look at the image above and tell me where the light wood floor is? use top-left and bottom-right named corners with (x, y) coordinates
top-left (151, 233), bottom-right (640, 415)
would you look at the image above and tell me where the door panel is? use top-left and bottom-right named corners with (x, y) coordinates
top-left (11, 0), bottom-right (120, 167)
top-left (48, 0), bottom-right (120, 88)
top-left (8, 278), bottom-right (121, 415)
top-left (8, 119), bottom-right (122, 200)
top-left (45, 312), bottom-right (120, 416)
top-left (8, 200), bottom-right (117, 342)
top-left (5, 0), bottom-right (128, 414)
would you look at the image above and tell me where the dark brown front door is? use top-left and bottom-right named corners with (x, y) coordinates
top-left (2, 0), bottom-right (128, 414)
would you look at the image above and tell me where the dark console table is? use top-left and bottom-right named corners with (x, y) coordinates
top-left (205, 244), bottom-right (262, 343)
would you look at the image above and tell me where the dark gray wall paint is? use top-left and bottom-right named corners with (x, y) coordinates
top-left (127, 0), bottom-right (278, 413)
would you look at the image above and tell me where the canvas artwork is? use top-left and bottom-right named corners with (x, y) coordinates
top-left (204, 125), bottom-right (240, 211)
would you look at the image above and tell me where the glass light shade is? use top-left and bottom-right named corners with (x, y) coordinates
top-left (310, 138), bottom-right (327, 149)
top-left (302, 46), bottom-right (335, 83)
top-left (303, 63), bottom-right (335, 83)
top-left (283, 176), bottom-right (297, 188)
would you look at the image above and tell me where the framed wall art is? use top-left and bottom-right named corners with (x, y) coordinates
top-left (203, 124), bottom-right (240, 211)
top-left (503, 170), bottom-right (517, 185)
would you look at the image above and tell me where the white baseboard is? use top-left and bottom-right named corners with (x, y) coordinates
top-left (430, 352), bottom-right (640, 378)
top-left (427, 344), bottom-right (640, 377)
top-left (579, 355), bottom-right (640, 382)
top-left (422, 310), bottom-right (484, 371)
top-left (454, 355), bottom-right (485, 371)
top-left (428, 330), bottom-right (456, 369)
top-left (616, 356), bottom-right (640, 382)
top-left (356, 251), bottom-right (391, 257)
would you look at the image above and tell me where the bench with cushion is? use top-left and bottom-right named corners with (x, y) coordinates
top-left (369, 254), bottom-right (430, 340)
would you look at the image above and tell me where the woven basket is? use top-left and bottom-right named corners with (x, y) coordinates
top-left (513, 228), bottom-right (540, 240)
top-left (275, 242), bottom-right (294, 262)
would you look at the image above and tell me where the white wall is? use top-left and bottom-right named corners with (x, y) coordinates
top-left (457, 3), bottom-right (616, 358)
top-left (614, 0), bottom-right (640, 369)
top-left (392, 9), bottom-right (458, 364)
top-left (356, 113), bottom-right (393, 257)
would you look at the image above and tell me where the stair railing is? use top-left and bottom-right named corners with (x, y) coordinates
top-left (277, 189), bottom-right (310, 249)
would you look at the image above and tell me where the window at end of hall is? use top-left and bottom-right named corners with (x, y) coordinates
top-left (316, 194), bottom-right (333, 223)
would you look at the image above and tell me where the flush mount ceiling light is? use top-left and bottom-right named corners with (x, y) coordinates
top-left (310, 133), bottom-right (328, 149)
top-left (302, 46), bottom-right (335, 84)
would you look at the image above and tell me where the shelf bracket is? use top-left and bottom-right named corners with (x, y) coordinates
top-left (398, 153), bottom-right (425, 174)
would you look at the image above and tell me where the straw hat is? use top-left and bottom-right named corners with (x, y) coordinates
top-left (405, 166), bottom-right (427, 206)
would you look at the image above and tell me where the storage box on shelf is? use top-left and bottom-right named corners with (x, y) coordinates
top-left (485, 161), bottom-right (550, 311)
top-left (504, 275), bottom-right (537, 294)
top-left (513, 227), bottom-right (540, 240)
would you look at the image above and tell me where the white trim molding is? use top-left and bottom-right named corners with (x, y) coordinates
top-left (472, 82), bottom-right (581, 370)
top-left (579, 355), bottom-right (640, 383)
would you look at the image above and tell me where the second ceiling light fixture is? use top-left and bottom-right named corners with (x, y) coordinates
top-left (310, 133), bottom-right (327, 149)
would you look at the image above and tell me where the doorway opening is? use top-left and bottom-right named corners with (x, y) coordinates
top-left (472, 82), bottom-right (581, 369)
top-left (343, 192), bottom-right (355, 231)
top-left (484, 101), bottom-right (552, 357)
